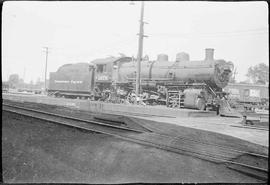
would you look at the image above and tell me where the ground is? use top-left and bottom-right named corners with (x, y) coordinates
top-left (2, 110), bottom-right (266, 183)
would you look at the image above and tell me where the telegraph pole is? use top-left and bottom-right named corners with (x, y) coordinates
top-left (136, 1), bottom-right (147, 96)
top-left (23, 68), bottom-right (26, 89)
top-left (232, 67), bottom-right (237, 83)
top-left (43, 47), bottom-right (49, 93)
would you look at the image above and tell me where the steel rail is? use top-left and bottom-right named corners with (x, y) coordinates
top-left (230, 125), bottom-right (269, 131)
top-left (3, 103), bottom-right (268, 179)
top-left (3, 103), bottom-right (267, 160)
top-left (4, 104), bottom-right (242, 161)
top-left (98, 116), bottom-right (268, 159)
top-left (5, 102), bottom-right (262, 159)
top-left (139, 119), bottom-right (269, 159)
top-left (3, 103), bottom-right (145, 133)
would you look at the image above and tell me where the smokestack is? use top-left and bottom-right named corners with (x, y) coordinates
top-left (205, 48), bottom-right (214, 60)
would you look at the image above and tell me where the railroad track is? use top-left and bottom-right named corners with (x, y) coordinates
top-left (2, 103), bottom-right (147, 134)
top-left (3, 103), bottom-right (268, 181)
top-left (135, 120), bottom-right (268, 158)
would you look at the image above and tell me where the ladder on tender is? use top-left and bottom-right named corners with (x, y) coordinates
top-left (166, 90), bottom-right (184, 108)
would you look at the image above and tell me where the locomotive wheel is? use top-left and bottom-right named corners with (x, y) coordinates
top-left (196, 98), bottom-right (206, 110)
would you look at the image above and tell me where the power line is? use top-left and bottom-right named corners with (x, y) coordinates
top-left (150, 28), bottom-right (268, 38)
top-left (50, 35), bottom-right (137, 58)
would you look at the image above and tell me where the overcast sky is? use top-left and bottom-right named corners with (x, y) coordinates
top-left (2, 1), bottom-right (268, 83)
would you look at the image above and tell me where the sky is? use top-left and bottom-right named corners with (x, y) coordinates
top-left (2, 1), bottom-right (269, 83)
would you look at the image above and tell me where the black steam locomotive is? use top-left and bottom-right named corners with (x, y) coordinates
top-left (48, 49), bottom-right (234, 110)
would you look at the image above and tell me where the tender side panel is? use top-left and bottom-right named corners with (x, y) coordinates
top-left (48, 65), bottom-right (92, 93)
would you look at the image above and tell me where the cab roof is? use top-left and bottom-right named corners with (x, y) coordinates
top-left (91, 56), bottom-right (132, 65)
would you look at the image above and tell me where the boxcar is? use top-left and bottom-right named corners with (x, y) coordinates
top-left (224, 83), bottom-right (269, 109)
top-left (2, 82), bottom-right (9, 93)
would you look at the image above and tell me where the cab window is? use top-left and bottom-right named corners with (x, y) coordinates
top-left (97, 64), bottom-right (106, 73)
top-left (243, 89), bottom-right (250, 97)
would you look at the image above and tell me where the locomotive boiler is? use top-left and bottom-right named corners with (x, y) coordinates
top-left (117, 48), bottom-right (233, 89)
top-left (114, 48), bottom-right (234, 109)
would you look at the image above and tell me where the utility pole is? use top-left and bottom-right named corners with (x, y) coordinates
top-left (23, 68), bottom-right (26, 81)
top-left (43, 47), bottom-right (49, 93)
top-left (23, 68), bottom-right (26, 89)
top-left (136, 1), bottom-right (147, 96)
top-left (232, 67), bottom-right (237, 83)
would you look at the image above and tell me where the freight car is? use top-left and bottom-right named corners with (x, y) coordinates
top-left (2, 82), bottom-right (9, 93)
top-left (224, 83), bottom-right (269, 110)
top-left (48, 49), bottom-right (234, 110)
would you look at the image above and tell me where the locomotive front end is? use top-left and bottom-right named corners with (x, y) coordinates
top-left (213, 60), bottom-right (234, 88)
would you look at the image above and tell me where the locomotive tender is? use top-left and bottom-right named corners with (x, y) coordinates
top-left (48, 49), bottom-right (234, 110)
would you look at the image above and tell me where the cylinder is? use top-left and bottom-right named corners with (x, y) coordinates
top-left (183, 89), bottom-right (206, 110)
top-left (205, 48), bottom-right (214, 60)
top-left (157, 54), bottom-right (169, 62)
top-left (176, 52), bottom-right (189, 62)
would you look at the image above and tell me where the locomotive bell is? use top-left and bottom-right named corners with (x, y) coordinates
top-left (205, 48), bottom-right (214, 60)
top-left (176, 52), bottom-right (189, 62)
top-left (157, 54), bottom-right (169, 62)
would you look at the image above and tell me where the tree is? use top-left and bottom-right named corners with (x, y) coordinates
top-left (8, 74), bottom-right (19, 87)
top-left (36, 77), bottom-right (41, 84)
top-left (229, 67), bottom-right (237, 83)
top-left (19, 78), bottom-right (24, 84)
top-left (246, 63), bottom-right (269, 84)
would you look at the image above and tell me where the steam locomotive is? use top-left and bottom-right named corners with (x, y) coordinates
top-left (48, 48), bottom-right (234, 110)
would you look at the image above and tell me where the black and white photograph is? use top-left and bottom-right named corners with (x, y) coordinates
top-left (2, 1), bottom-right (268, 183)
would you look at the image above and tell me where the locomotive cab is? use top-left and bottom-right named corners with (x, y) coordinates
top-left (90, 56), bottom-right (133, 94)
top-left (95, 63), bottom-right (111, 82)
